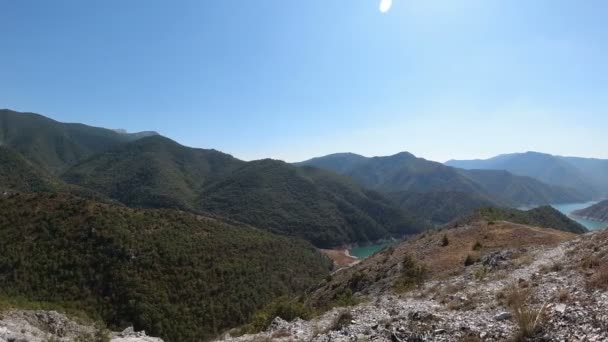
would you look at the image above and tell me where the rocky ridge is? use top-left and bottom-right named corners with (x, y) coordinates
top-left (0, 310), bottom-right (163, 342)
top-left (221, 228), bottom-right (608, 341)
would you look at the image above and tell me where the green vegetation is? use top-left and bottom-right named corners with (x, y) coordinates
top-left (246, 297), bottom-right (314, 333)
top-left (472, 241), bottom-right (483, 251)
top-left (478, 206), bottom-right (588, 234)
top-left (393, 254), bottom-right (426, 293)
top-left (298, 152), bottom-right (586, 224)
top-left (389, 190), bottom-right (495, 225)
top-left (441, 234), bottom-right (449, 246)
top-left (63, 136), bottom-right (425, 247)
top-left (0, 193), bottom-right (332, 341)
top-left (0, 109), bottom-right (156, 174)
top-left (0, 145), bottom-right (62, 192)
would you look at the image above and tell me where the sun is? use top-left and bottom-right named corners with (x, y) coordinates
top-left (379, 0), bottom-right (393, 13)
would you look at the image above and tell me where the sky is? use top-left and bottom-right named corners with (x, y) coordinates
top-left (1, 0), bottom-right (607, 162)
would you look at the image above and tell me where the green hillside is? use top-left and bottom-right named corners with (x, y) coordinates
top-left (63, 136), bottom-right (424, 247)
top-left (0, 145), bottom-right (62, 192)
top-left (0, 109), bottom-right (157, 173)
top-left (199, 162), bottom-right (425, 247)
top-left (388, 190), bottom-right (495, 225)
top-left (63, 135), bottom-right (243, 210)
top-left (476, 206), bottom-right (588, 234)
top-left (298, 152), bottom-right (587, 219)
top-left (0, 193), bottom-right (332, 341)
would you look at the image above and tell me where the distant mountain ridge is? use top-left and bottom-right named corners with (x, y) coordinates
top-left (63, 136), bottom-right (424, 247)
top-left (297, 152), bottom-right (587, 224)
top-left (0, 109), bottom-right (159, 173)
top-left (446, 151), bottom-right (608, 198)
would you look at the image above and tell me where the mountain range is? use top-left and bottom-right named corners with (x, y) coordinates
top-left (297, 152), bottom-right (588, 224)
top-left (0, 110), bottom-right (424, 248)
top-left (0, 108), bottom-right (605, 341)
top-left (446, 151), bottom-right (608, 198)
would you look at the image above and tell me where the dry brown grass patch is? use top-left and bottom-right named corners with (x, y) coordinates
top-left (587, 265), bottom-right (608, 290)
top-left (500, 285), bottom-right (547, 340)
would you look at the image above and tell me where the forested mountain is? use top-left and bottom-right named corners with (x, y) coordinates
top-left (0, 145), bottom-right (62, 193)
top-left (63, 136), bottom-right (424, 247)
top-left (63, 135), bottom-right (244, 210)
top-left (458, 169), bottom-right (588, 206)
top-left (0, 109), bottom-right (157, 173)
top-left (387, 190), bottom-right (495, 226)
top-left (0, 193), bottom-right (332, 341)
top-left (198, 161), bottom-right (424, 247)
top-left (297, 152), bottom-right (586, 224)
top-left (299, 152), bottom-right (486, 194)
top-left (573, 200), bottom-right (608, 223)
top-left (446, 152), bottom-right (606, 197)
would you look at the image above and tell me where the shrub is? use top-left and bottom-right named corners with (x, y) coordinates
top-left (472, 241), bottom-right (482, 251)
top-left (333, 288), bottom-right (359, 307)
top-left (587, 265), bottom-right (608, 290)
top-left (394, 255), bottom-right (426, 293)
top-left (503, 286), bottom-right (546, 340)
top-left (331, 310), bottom-right (353, 331)
top-left (464, 255), bottom-right (478, 267)
top-left (248, 297), bottom-right (313, 333)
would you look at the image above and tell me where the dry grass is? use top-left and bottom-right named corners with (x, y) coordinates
top-left (459, 335), bottom-right (482, 342)
top-left (270, 329), bottom-right (292, 339)
top-left (587, 265), bottom-right (608, 290)
top-left (473, 266), bottom-right (491, 281)
top-left (331, 309), bottom-right (353, 331)
top-left (554, 288), bottom-right (570, 303)
top-left (500, 285), bottom-right (547, 340)
top-left (308, 219), bottom-right (576, 307)
top-left (580, 253), bottom-right (602, 270)
top-left (539, 261), bottom-right (564, 274)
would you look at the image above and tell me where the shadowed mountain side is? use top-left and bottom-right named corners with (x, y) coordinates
top-left (63, 137), bottom-right (425, 248)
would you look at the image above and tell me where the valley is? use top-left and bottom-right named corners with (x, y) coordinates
top-left (0, 109), bottom-right (607, 342)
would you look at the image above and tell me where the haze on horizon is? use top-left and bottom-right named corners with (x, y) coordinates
top-left (1, 0), bottom-right (607, 163)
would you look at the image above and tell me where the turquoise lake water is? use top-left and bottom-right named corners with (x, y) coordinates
top-left (349, 201), bottom-right (607, 259)
top-left (349, 242), bottom-right (391, 258)
top-left (551, 201), bottom-right (608, 231)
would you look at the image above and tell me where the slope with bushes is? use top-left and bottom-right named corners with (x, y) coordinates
top-left (474, 206), bottom-right (588, 234)
top-left (0, 193), bottom-right (332, 341)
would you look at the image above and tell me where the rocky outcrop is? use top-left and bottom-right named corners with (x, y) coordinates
top-left (0, 310), bottom-right (163, 342)
top-left (220, 229), bottom-right (608, 341)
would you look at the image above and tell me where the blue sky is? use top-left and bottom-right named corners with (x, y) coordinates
top-left (1, 0), bottom-right (607, 162)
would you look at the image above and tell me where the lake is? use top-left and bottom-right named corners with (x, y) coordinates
top-left (350, 201), bottom-right (607, 259)
top-left (551, 201), bottom-right (607, 231)
top-left (349, 242), bottom-right (391, 258)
